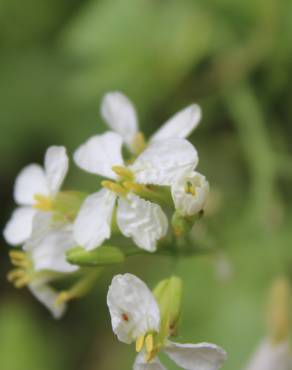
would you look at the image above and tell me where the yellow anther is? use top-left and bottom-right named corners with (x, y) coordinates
top-left (14, 275), bottom-right (31, 289)
top-left (55, 291), bottom-right (74, 306)
top-left (112, 166), bottom-right (134, 180)
top-left (135, 335), bottom-right (145, 353)
top-left (9, 250), bottom-right (26, 259)
top-left (123, 181), bottom-right (144, 193)
top-left (7, 269), bottom-right (25, 282)
top-left (9, 251), bottom-right (31, 268)
top-left (101, 180), bottom-right (127, 196)
top-left (145, 334), bottom-right (154, 354)
top-left (11, 259), bottom-right (30, 268)
top-left (34, 194), bottom-right (53, 211)
top-left (185, 182), bottom-right (196, 196)
top-left (132, 132), bottom-right (147, 155)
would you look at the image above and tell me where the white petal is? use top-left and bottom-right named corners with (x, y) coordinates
top-left (134, 352), bottom-right (167, 370)
top-left (28, 279), bottom-right (66, 319)
top-left (117, 194), bottom-right (168, 252)
top-left (107, 273), bottom-right (160, 344)
top-left (74, 189), bottom-right (116, 251)
top-left (44, 146), bottom-right (68, 196)
top-left (131, 139), bottom-right (198, 186)
top-left (14, 164), bottom-right (49, 205)
top-left (150, 104), bottom-right (201, 142)
top-left (171, 171), bottom-right (209, 217)
top-left (25, 213), bottom-right (78, 273)
top-left (3, 207), bottom-right (36, 246)
top-left (73, 132), bottom-right (124, 179)
top-left (245, 339), bottom-right (292, 370)
top-left (101, 91), bottom-right (138, 149)
top-left (165, 341), bottom-right (227, 370)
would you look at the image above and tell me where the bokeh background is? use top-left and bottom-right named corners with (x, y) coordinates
top-left (1, 0), bottom-right (292, 369)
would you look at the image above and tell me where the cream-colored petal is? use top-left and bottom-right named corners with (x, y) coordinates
top-left (107, 273), bottom-right (160, 344)
top-left (29, 278), bottom-right (66, 319)
top-left (131, 139), bottom-right (198, 186)
top-left (165, 341), bottom-right (227, 370)
top-left (74, 189), bottom-right (116, 251)
top-left (74, 132), bottom-right (124, 179)
top-left (151, 104), bottom-right (201, 142)
top-left (101, 91), bottom-right (138, 149)
top-left (44, 146), bottom-right (69, 196)
top-left (14, 164), bottom-right (49, 205)
top-left (117, 194), bottom-right (168, 252)
top-left (134, 352), bottom-right (167, 370)
top-left (25, 213), bottom-right (78, 273)
top-left (3, 206), bottom-right (36, 246)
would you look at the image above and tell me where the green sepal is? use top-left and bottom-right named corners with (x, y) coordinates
top-left (66, 246), bottom-right (125, 267)
top-left (153, 276), bottom-right (183, 340)
top-left (171, 210), bottom-right (203, 237)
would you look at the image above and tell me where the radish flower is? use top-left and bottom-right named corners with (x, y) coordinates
top-left (101, 91), bottom-right (201, 154)
top-left (107, 274), bottom-right (227, 370)
top-left (74, 132), bottom-right (198, 252)
top-left (3, 146), bottom-right (69, 246)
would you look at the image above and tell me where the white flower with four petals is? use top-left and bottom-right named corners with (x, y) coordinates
top-left (73, 132), bottom-right (198, 252)
top-left (101, 91), bottom-right (202, 153)
top-left (4, 146), bottom-right (69, 246)
top-left (107, 273), bottom-right (227, 370)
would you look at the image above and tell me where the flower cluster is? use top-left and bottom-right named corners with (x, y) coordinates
top-left (3, 92), bottom-right (226, 369)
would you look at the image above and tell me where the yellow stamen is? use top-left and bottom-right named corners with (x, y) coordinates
top-left (55, 291), bottom-right (74, 306)
top-left (123, 181), bottom-right (145, 193)
top-left (9, 250), bottom-right (26, 259)
top-left (185, 182), bottom-right (196, 196)
top-left (10, 258), bottom-right (30, 268)
top-left (112, 166), bottom-right (134, 180)
top-left (101, 180), bottom-right (127, 196)
top-left (14, 275), bottom-right (31, 288)
top-left (132, 132), bottom-right (147, 155)
top-left (34, 194), bottom-right (53, 211)
top-left (9, 251), bottom-right (31, 268)
top-left (135, 335), bottom-right (145, 352)
top-left (145, 334), bottom-right (154, 354)
top-left (7, 269), bottom-right (25, 282)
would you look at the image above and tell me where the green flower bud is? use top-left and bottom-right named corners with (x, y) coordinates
top-left (66, 246), bottom-right (125, 267)
top-left (153, 276), bottom-right (183, 340)
top-left (171, 210), bottom-right (203, 237)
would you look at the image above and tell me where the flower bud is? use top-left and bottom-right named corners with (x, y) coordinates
top-left (66, 246), bottom-right (125, 267)
top-left (153, 276), bottom-right (183, 339)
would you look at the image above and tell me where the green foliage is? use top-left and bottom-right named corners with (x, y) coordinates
top-left (0, 0), bottom-right (292, 369)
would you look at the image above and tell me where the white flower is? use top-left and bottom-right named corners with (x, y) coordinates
top-left (8, 212), bottom-right (78, 319)
top-left (73, 132), bottom-right (198, 252)
top-left (28, 275), bottom-right (67, 319)
top-left (24, 212), bottom-right (78, 274)
top-left (107, 274), bottom-right (227, 370)
top-left (171, 172), bottom-right (209, 217)
top-left (107, 273), bottom-right (160, 344)
top-left (101, 91), bottom-right (201, 152)
top-left (245, 339), bottom-right (292, 370)
top-left (3, 146), bottom-right (69, 246)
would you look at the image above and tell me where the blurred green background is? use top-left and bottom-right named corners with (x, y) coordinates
top-left (1, 0), bottom-right (292, 369)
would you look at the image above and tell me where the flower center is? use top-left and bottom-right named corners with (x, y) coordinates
top-left (135, 333), bottom-right (160, 363)
top-left (34, 194), bottom-right (53, 211)
top-left (185, 181), bottom-right (196, 196)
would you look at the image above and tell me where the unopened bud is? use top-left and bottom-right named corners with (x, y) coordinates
top-left (153, 276), bottom-right (183, 339)
top-left (66, 246), bottom-right (125, 267)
